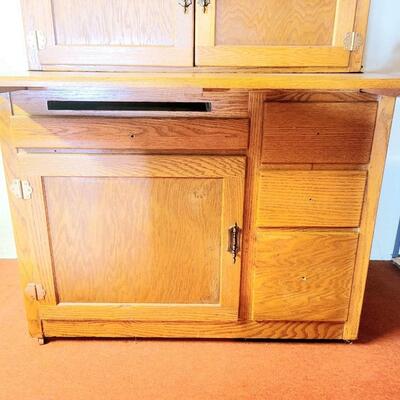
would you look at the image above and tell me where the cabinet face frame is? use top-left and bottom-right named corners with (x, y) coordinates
top-left (2, 89), bottom-right (395, 341)
top-left (21, 0), bottom-right (195, 69)
top-left (195, 0), bottom-right (369, 71)
top-left (14, 153), bottom-right (245, 322)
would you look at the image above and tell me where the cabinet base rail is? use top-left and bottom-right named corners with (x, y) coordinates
top-left (41, 320), bottom-right (346, 341)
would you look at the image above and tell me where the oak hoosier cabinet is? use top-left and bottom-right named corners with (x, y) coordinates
top-left (0, 0), bottom-right (399, 343)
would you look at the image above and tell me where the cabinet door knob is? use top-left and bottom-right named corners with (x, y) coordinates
top-left (197, 0), bottom-right (211, 13)
top-left (179, 0), bottom-right (193, 13)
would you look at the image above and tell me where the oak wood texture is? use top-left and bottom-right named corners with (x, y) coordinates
top-left (0, 94), bottom-right (43, 339)
top-left (17, 154), bottom-right (245, 322)
top-left (1, 73), bottom-right (400, 93)
top-left (17, 153), bottom-right (246, 178)
top-left (42, 320), bottom-right (344, 339)
top-left (253, 230), bottom-right (358, 321)
top-left (348, 0), bottom-right (372, 72)
top-left (195, 0), bottom-right (366, 70)
top-left (20, 0), bottom-right (370, 71)
top-left (1, 88), bottom-right (396, 341)
top-left (10, 88), bottom-right (249, 118)
top-left (45, 177), bottom-right (222, 304)
top-left (215, 0), bottom-right (338, 47)
top-left (52, 0), bottom-right (176, 47)
top-left (261, 90), bottom-right (379, 103)
top-left (238, 93), bottom-right (265, 320)
top-left (257, 170), bottom-right (367, 228)
top-left (261, 102), bottom-right (377, 164)
top-left (343, 96), bottom-right (397, 340)
top-left (10, 116), bottom-right (249, 150)
top-left (21, 0), bottom-right (194, 69)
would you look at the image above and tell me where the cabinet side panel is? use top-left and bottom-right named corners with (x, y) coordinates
top-left (344, 96), bottom-right (396, 340)
top-left (0, 93), bottom-right (43, 338)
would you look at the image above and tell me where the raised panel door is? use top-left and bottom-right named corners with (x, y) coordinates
top-left (16, 154), bottom-right (245, 321)
top-left (195, 0), bottom-right (368, 70)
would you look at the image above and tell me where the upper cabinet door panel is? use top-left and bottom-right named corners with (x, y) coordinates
top-left (21, 0), bottom-right (194, 69)
top-left (195, 0), bottom-right (368, 70)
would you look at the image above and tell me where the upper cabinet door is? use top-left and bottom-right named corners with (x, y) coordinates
top-left (21, 0), bottom-right (194, 70)
top-left (195, 0), bottom-right (368, 70)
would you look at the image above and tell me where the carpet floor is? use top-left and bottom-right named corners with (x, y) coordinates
top-left (0, 260), bottom-right (399, 400)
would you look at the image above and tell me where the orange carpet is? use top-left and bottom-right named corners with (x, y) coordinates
top-left (0, 260), bottom-right (399, 400)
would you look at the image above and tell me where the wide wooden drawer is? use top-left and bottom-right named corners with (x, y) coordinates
top-left (262, 102), bottom-right (377, 164)
top-left (253, 230), bottom-right (359, 322)
top-left (10, 116), bottom-right (249, 151)
top-left (257, 170), bottom-right (367, 228)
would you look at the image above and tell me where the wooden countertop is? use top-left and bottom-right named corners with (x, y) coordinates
top-left (0, 72), bottom-right (400, 94)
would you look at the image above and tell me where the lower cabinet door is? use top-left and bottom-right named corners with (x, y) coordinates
top-left (18, 154), bottom-right (245, 321)
top-left (253, 230), bottom-right (359, 322)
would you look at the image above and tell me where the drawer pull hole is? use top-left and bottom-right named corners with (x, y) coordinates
top-left (47, 100), bottom-right (212, 113)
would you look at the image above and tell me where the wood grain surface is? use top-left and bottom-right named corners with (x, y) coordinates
top-left (257, 170), bottom-right (367, 227)
top-left (21, 0), bottom-right (194, 68)
top-left (52, 0), bottom-right (175, 46)
top-left (195, 0), bottom-right (363, 69)
top-left (11, 116), bottom-right (249, 150)
top-left (10, 88), bottom-right (249, 118)
top-left (45, 177), bottom-right (223, 304)
top-left (42, 320), bottom-right (344, 339)
top-left (17, 154), bottom-right (245, 321)
top-left (215, 0), bottom-right (337, 46)
top-left (343, 97), bottom-right (397, 339)
top-left (262, 102), bottom-right (377, 164)
top-left (253, 230), bottom-right (358, 321)
top-left (2, 73), bottom-right (399, 93)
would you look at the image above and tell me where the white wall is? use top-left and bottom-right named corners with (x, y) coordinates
top-left (0, 0), bottom-right (26, 258)
top-left (0, 0), bottom-right (399, 259)
top-left (0, 152), bottom-right (16, 258)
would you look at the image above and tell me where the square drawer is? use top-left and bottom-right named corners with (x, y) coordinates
top-left (262, 102), bottom-right (377, 164)
top-left (256, 170), bottom-right (367, 228)
top-left (253, 230), bottom-right (358, 322)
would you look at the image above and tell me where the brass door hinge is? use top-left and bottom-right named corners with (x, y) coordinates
top-left (25, 283), bottom-right (46, 301)
top-left (344, 32), bottom-right (363, 51)
top-left (10, 179), bottom-right (33, 200)
top-left (26, 30), bottom-right (47, 51)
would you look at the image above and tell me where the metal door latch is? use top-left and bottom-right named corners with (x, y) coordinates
top-left (228, 223), bottom-right (241, 264)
